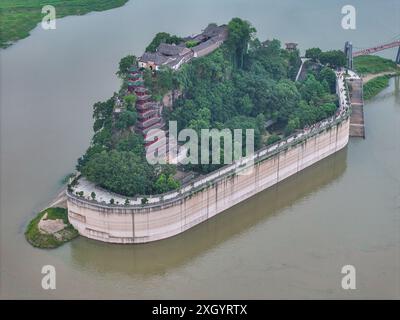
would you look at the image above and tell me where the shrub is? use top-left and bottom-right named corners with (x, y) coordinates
top-left (267, 134), bottom-right (281, 145)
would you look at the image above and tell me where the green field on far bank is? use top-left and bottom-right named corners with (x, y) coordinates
top-left (0, 0), bottom-right (128, 48)
top-left (354, 55), bottom-right (400, 100)
top-left (354, 55), bottom-right (400, 75)
top-left (363, 75), bottom-right (391, 100)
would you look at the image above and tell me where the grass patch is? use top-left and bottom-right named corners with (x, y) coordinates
top-left (363, 75), bottom-right (391, 100)
top-left (0, 0), bottom-right (128, 48)
top-left (25, 207), bottom-right (79, 249)
top-left (354, 55), bottom-right (400, 75)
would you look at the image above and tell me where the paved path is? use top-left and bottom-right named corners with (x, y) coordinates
top-left (348, 77), bottom-right (365, 138)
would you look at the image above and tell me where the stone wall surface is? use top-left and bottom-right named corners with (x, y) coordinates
top-left (67, 117), bottom-right (350, 243)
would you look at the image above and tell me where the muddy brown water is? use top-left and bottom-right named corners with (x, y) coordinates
top-left (1, 0), bottom-right (399, 298)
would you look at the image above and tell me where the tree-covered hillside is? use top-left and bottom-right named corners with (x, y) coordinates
top-left (162, 18), bottom-right (337, 172)
top-left (75, 17), bottom-right (339, 196)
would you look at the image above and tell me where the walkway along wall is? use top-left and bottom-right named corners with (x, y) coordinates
top-left (67, 115), bottom-right (350, 244)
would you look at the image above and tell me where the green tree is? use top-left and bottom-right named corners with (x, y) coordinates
top-left (319, 50), bottom-right (346, 68)
top-left (226, 18), bottom-right (256, 69)
top-left (224, 115), bottom-right (263, 150)
top-left (285, 117), bottom-right (300, 136)
top-left (93, 98), bottom-right (114, 132)
top-left (272, 79), bottom-right (300, 124)
top-left (188, 107), bottom-right (211, 133)
top-left (116, 133), bottom-right (145, 155)
top-left (305, 48), bottom-right (322, 61)
top-left (81, 150), bottom-right (154, 197)
top-left (124, 94), bottom-right (137, 107)
top-left (266, 134), bottom-right (281, 145)
top-left (92, 127), bottom-right (113, 148)
top-left (185, 40), bottom-right (198, 48)
top-left (318, 67), bottom-right (337, 93)
top-left (117, 55), bottom-right (137, 77)
top-left (115, 110), bottom-right (137, 130)
top-left (238, 94), bottom-right (254, 115)
top-left (154, 174), bottom-right (180, 194)
top-left (143, 66), bottom-right (174, 101)
top-left (77, 144), bottom-right (106, 171)
top-left (298, 74), bottom-right (326, 103)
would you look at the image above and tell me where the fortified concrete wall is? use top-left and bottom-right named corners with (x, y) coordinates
top-left (67, 117), bottom-right (350, 243)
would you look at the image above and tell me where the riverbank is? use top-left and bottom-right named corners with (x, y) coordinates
top-left (354, 55), bottom-right (399, 75)
top-left (25, 207), bottom-right (79, 249)
top-left (354, 55), bottom-right (400, 100)
top-left (363, 74), bottom-right (395, 100)
top-left (361, 71), bottom-right (397, 83)
top-left (0, 0), bottom-right (128, 48)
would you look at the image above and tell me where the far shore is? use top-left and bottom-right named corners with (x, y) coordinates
top-left (361, 71), bottom-right (399, 83)
top-left (0, 0), bottom-right (129, 49)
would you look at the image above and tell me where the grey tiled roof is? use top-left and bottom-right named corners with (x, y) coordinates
top-left (203, 24), bottom-right (227, 38)
top-left (192, 39), bottom-right (214, 53)
top-left (140, 52), bottom-right (170, 65)
top-left (140, 24), bottom-right (227, 67)
top-left (157, 43), bottom-right (190, 56)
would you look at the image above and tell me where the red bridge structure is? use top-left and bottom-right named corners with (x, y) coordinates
top-left (344, 39), bottom-right (400, 69)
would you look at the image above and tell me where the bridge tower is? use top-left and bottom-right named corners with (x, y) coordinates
top-left (396, 46), bottom-right (400, 64)
top-left (344, 41), bottom-right (353, 69)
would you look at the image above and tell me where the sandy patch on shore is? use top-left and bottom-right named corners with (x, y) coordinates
top-left (38, 212), bottom-right (66, 234)
top-left (362, 71), bottom-right (395, 83)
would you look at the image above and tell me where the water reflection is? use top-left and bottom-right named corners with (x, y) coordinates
top-left (70, 148), bottom-right (347, 276)
top-left (371, 76), bottom-right (400, 103)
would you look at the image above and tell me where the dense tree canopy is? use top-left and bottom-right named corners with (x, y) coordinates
top-left (117, 55), bottom-right (137, 77)
top-left (305, 48), bottom-right (322, 61)
top-left (226, 18), bottom-right (256, 69)
top-left (81, 150), bottom-right (155, 196)
top-left (305, 47), bottom-right (346, 68)
top-left (319, 50), bottom-right (347, 68)
top-left (143, 66), bottom-right (175, 101)
top-left (164, 18), bottom-right (337, 173)
top-left (77, 17), bottom-right (340, 193)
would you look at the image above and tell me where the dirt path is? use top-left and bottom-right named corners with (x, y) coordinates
top-left (361, 71), bottom-right (395, 83)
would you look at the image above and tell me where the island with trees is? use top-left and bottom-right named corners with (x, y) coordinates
top-left (27, 17), bottom-right (363, 246)
top-left (73, 18), bottom-right (345, 200)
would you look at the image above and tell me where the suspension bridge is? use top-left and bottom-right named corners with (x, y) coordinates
top-left (344, 36), bottom-right (400, 69)
top-left (343, 35), bottom-right (400, 138)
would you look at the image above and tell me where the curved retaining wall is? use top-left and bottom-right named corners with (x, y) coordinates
top-left (67, 116), bottom-right (350, 243)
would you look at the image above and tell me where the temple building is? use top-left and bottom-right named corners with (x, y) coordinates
top-left (285, 42), bottom-right (298, 51)
top-left (138, 24), bottom-right (228, 70)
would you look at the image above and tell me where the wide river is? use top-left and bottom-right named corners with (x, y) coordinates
top-left (0, 0), bottom-right (399, 299)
